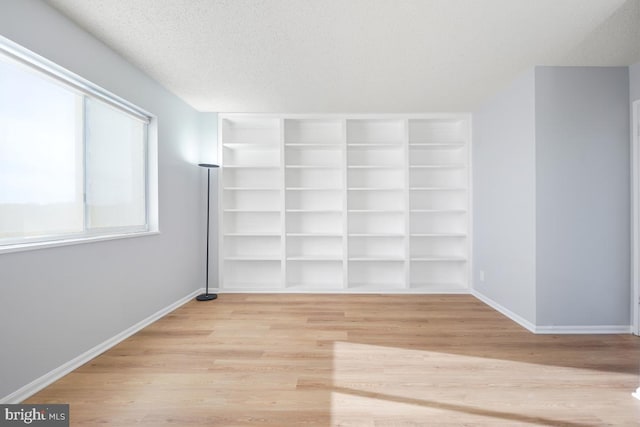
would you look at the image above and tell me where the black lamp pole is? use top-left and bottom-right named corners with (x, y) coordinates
top-left (197, 163), bottom-right (219, 301)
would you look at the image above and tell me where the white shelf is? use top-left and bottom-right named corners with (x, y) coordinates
top-left (348, 143), bottom-right (403, 149)
top-left (285, 165), bottom-right (340, 169)
top-left (409, 164), bottom-right (465, 169)
top-left (347, 165), bottom-right (402, 169)
top-left (348, 209), bottom-right (404, 213)
top-left (348, 282), bottom-right (405, 289)
top-left (349, 233), bottom-right (404, 237)
top-left (285, 283), bottom-right (344, 290)
top-left (410, 209), bottom-right (466, 213)
top-left (409, 282), bottom-right (467, 290)
top-left (409, 142), bottom-right (465, 149)
top-left (223, 187), bottom-right (280, 191)
top-left (411, 233), bottom-right (466, 237)
top-left (286, 209), bottom-right (342, 213)
top-left (286, 233), bottom-right (342, 237)
top-left (224, 209), bottom-right (280, 213)
top-left (220, 114), bottom-right (470, 292)
top-left (285, 143), bottom-right (341, 149)
top-left (223, 165), bottom-right (279, 169)
top-left (348, 187), bottom-right (404, 191)
top-left (223, 142), bottom-right (279, 150)
top-left (224, 232), bottom-right (281, 237)
top-left (410, 187), bottom-right (466, 191)
top-left (285, 187), bottom-right (341, 191)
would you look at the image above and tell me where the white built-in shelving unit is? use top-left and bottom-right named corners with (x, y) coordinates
top-left (218, 114), bottom-right (470, 293)
top-left (408, 119), bottom-right (470, 291)
top-left (284, 119), bottom-right (345, 291)
top-left (346, 119), bottom-right (406, 291)
top-left (220, 117), bottom-right (282, 290)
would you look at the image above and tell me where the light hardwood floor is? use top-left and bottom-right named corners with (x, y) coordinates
top-left (26, 294), bottom-right (640, 426)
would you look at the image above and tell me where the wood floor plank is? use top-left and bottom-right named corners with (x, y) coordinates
top-left (25, 294), bottom-right (640, 426)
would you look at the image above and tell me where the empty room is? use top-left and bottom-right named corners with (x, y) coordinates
top-left (2, 0), bottom-right (640, 425)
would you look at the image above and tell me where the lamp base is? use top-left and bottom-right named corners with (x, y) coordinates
top-left (196, 293), bottom-right (218, 301)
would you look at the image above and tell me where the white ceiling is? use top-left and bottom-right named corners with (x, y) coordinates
top-left (45, 0), bottom-right (640, 113)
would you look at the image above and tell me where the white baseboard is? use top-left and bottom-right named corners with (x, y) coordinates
top-left (470, 289), bottom-right (536, 332)
top-left (216, 288), bottom-right (470, 294)
top-left (0, 288), bottom-right (203, 404)
top-left (534, 325), bottom-right (632, 334)
top-left (471, 289), bottom-right (631, 334)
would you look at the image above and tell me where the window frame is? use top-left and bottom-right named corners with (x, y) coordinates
top-left (0, 35), bottom-right (158, 253)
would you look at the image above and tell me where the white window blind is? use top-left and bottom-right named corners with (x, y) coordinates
top-left (0, 37), bottom-right (153, 248)
top-left (85, 98), bottom-right (147, 231)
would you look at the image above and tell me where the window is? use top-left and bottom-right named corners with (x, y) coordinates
top-left (0, 38), bottom-right (153, 249)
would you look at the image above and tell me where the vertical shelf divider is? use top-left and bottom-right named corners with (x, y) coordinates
top-left (341, 118), bottom-right (349, 289)
top-left (279, 118), bottom-right (287, 290)
top-left (464, 117), bottom-right (473, 293)
top-left (217, 115), bottom-right (225, 291)
top-left (403, 119), bottom-right (411, 289)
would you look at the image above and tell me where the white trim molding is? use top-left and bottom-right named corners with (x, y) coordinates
top-left (0, 35), bottom-right (152, 123)
top-left (0, 231), bottom-right (160, 255)
top-left (534, 325), bottom-right (632, 334)
top-left (471, 290), bottom-right (631, 334)
top-left (471, 289), bottom-right (536, 333)
top-left (215, 289), bottom-right (471, 294)
top-left (0, 288), bottom-right (203, 404)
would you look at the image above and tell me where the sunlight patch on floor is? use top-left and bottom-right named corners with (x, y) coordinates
top-left (331, 390), bottom-right (453, 426)
top-left (330, 341), bottom-right (639, 426)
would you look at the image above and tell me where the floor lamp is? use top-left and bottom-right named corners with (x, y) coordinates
top-left (197, 163), bottom-right (219, 301)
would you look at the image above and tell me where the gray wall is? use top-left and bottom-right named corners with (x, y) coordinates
top-left (0, 0), bottom-right (209, 399)
top-left (632, 61), bottom-right (640, 102)
top-left (535, 66), bottom-right (630, 326)
top-left (472, 69), bottom-right (537, 324)
top-left (473, 66), bottom-right (632, 329)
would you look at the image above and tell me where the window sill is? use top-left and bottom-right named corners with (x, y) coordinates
top-left (0, 230), bottom-right (160, 255)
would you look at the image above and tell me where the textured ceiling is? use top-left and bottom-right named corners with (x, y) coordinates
top-left (45, 0), bottom-right (640, 113)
